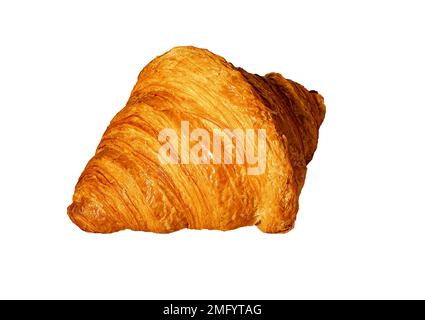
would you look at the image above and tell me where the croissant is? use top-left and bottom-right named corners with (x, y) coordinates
top-left (68, 46), bottom-right (325, 233)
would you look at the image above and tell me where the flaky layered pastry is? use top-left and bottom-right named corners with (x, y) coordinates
top-left (68, 46), bottom-right (325, 233)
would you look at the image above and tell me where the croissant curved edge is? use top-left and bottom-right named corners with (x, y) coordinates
top-left (67, 46), bottom-right (326, 234)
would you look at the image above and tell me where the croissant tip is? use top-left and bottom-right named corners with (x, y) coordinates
top-left (67, 202), bottom-right (89, 232)
top-left (256, 221), bottom-right (295, 234)
top-left (67, 200), bottom-right (115, 233)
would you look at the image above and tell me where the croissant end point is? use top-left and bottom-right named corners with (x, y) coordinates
top-left (67, 199), bottom-right (117, 234)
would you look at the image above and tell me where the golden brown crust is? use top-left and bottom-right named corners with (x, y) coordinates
top-left (67, 46), bottom-right (326, 233)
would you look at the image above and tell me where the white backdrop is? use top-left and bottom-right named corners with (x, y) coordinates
top-left (1, 0), bottom-right (424, 299)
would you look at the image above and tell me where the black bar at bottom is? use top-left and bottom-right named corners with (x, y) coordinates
top-left (0, 299), bottom-right (416, 318)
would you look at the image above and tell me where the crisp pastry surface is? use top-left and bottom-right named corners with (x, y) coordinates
top-left (67, 46), bottom-right (326, 233)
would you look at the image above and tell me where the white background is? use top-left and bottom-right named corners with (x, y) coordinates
top-left (0, 0), bottom-right (424, 299)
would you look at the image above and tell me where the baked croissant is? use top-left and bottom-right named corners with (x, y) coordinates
top-left (68, 46), bottom-right (325, 233)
